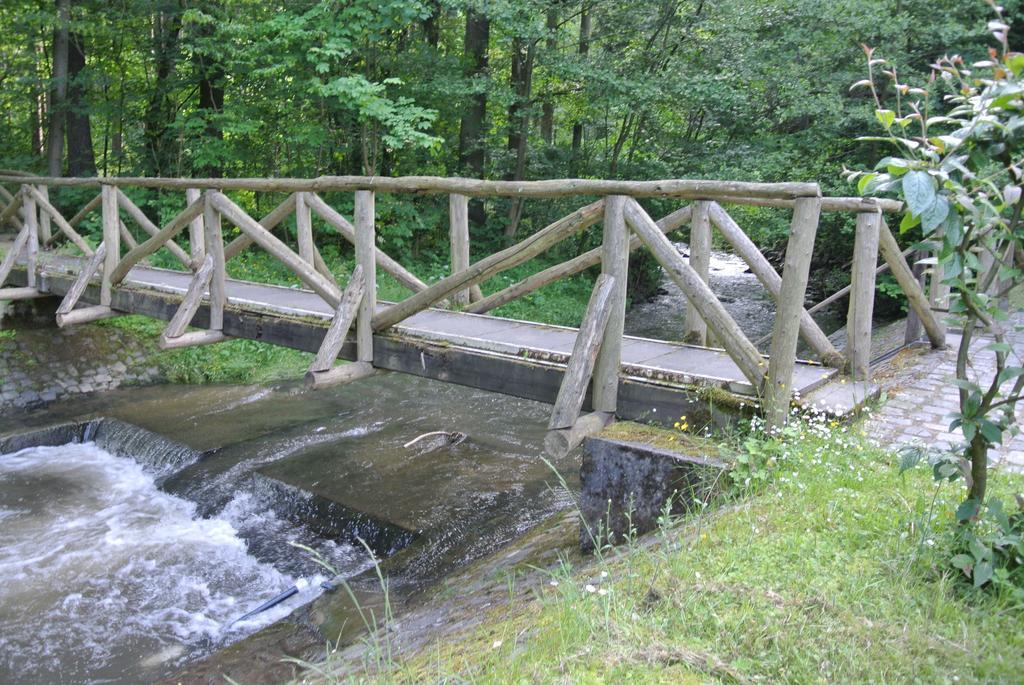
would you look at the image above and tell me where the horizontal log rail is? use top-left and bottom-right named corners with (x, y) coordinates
top-left (0, 174), bottom-right (822, 201)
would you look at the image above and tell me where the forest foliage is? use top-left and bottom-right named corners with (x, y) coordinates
top-left (0, 0), bottom-right (1017, 290)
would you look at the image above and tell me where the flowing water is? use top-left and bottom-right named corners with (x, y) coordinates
top-left (625, 242), bottom-right (844, 347)
top-left (0, 442), bottom-right (362, 684)
top-left (0, 370), bottom-right (561, 684)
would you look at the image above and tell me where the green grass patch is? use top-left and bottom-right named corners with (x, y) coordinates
top-left (334, 417), bottom-right (1023, 684)
top-left (95, 314), bottom-right (310, 384)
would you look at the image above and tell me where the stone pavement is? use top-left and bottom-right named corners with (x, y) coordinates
top-left (868, 312), bottom-right (1024, 473)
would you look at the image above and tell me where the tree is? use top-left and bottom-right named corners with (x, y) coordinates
top-left (458, 7), bottom-right (490, 180)
top-left (45, 0), bottom-right (69, 176)
top-left (142, 1), bottom-right (182, 176)
top-left (65, 29), bottom-right (95, 176)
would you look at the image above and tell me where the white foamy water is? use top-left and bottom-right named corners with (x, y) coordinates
top-left (0, 443), bottom-right (325, 684)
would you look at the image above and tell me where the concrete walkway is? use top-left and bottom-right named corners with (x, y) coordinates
top-left (868, 312), bottom-right (1024, 473)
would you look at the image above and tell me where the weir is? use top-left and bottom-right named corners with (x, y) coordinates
top-left (0, 172), bottom-right (948, 453)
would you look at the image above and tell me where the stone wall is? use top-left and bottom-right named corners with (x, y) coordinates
top-left (0, 299), bottom-right (161, 411)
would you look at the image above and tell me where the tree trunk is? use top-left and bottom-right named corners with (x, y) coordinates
top-left (194, 9), bottom-right (225, 178)
top-left (424, 0), bottom-right (441, 48)
top-left (540, 9), bottom-right (557, 146)
top-left (506, 37), bottom-right (529, 156)
top-left (505, 39), bottom-right (535, 238)
top-left (458, 9), bottom-right (489, 225)
top-left (30, 39), bottom-right (45, 157)
top-left (46, 0), bottom-right (70, 177)
top-left (66, 31), bottom-right (96, 176)
top-left (143, 4), bottom-right (182, 176)
top-left (570, 5), bottom-right (591, 175)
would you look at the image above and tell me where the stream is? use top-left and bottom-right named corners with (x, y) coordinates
top-left (0, 242), bottom-right (844, 683)
top-left (0, 373), bottom-right (561, 684)
top-left (624, 241), bottom-right (845, 348)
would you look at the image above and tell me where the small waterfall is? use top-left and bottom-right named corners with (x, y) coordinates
top-left (88, 418), bottom-right (203, 483)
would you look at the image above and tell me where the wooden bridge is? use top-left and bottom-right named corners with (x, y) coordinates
top-left (0, 172), bottom-right (947, 455)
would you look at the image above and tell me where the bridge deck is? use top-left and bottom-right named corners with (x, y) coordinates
top-left (36, 254), bottom-right (834, 393)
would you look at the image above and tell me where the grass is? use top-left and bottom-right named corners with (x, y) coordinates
top-left (316, 412), bottom-right (1024, 684)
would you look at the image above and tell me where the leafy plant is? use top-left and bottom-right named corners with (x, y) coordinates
top-left (847, 7), bottom-right (1024, 511)
top-left (951, 495), bottom-right (1024, 595)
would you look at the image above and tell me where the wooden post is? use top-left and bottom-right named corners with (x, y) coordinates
top-left (549, 273), bottom-right (616, 429)
top-left (186, 188), bottom-right (204, 264)
top-left (845, 211), bottom-right (881, 380)
top-left (592, 196), bottom-right (629, 414)
top-left (354, 190), bottom-right (376, 363)
top-left (22, 186), bottom-right (38, 289)
top-left (684, 200), bottom-right (711, 345)
top-left (36, 185), bottom-right (51, 244)
top-left (296, 191), bottom-right (315, 266)
top-left (204, 192), bottom-right (226, 330)
top-left (765, 196), bottom-right (821, 430)
top-left (877, 219), bottom-right (946, 349)
top-left (449, 193), bottom-right (484, 305)
top-left (903, 250), bottom-right (926, 344)
top-left (100, 185), bottom-right (119, 305)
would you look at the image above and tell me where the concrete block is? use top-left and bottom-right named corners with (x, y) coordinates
top-left (579, 436), bottom-right (726, 552)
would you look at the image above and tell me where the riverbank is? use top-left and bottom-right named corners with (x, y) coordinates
top-left (310, 414), bottom-right (1024, 684)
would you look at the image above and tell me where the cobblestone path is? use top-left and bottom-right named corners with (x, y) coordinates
top-left (869, 313), bottom-right (1024, 473)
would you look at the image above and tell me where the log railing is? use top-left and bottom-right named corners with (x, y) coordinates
top-left (0, 173), bottom-right (948, 453)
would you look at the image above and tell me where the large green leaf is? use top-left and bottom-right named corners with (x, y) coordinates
top-left (921, 196), bottom-right (950, 233)
top-left (956, 498), bottom-right (980, 522)
top-left (973, 561), bottom-right (994, 587)
top-left (902, 171), bottom-right (936, 217)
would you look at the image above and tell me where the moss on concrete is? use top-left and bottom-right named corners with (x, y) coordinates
top-left (599, 420), bottom-right (721, 459)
